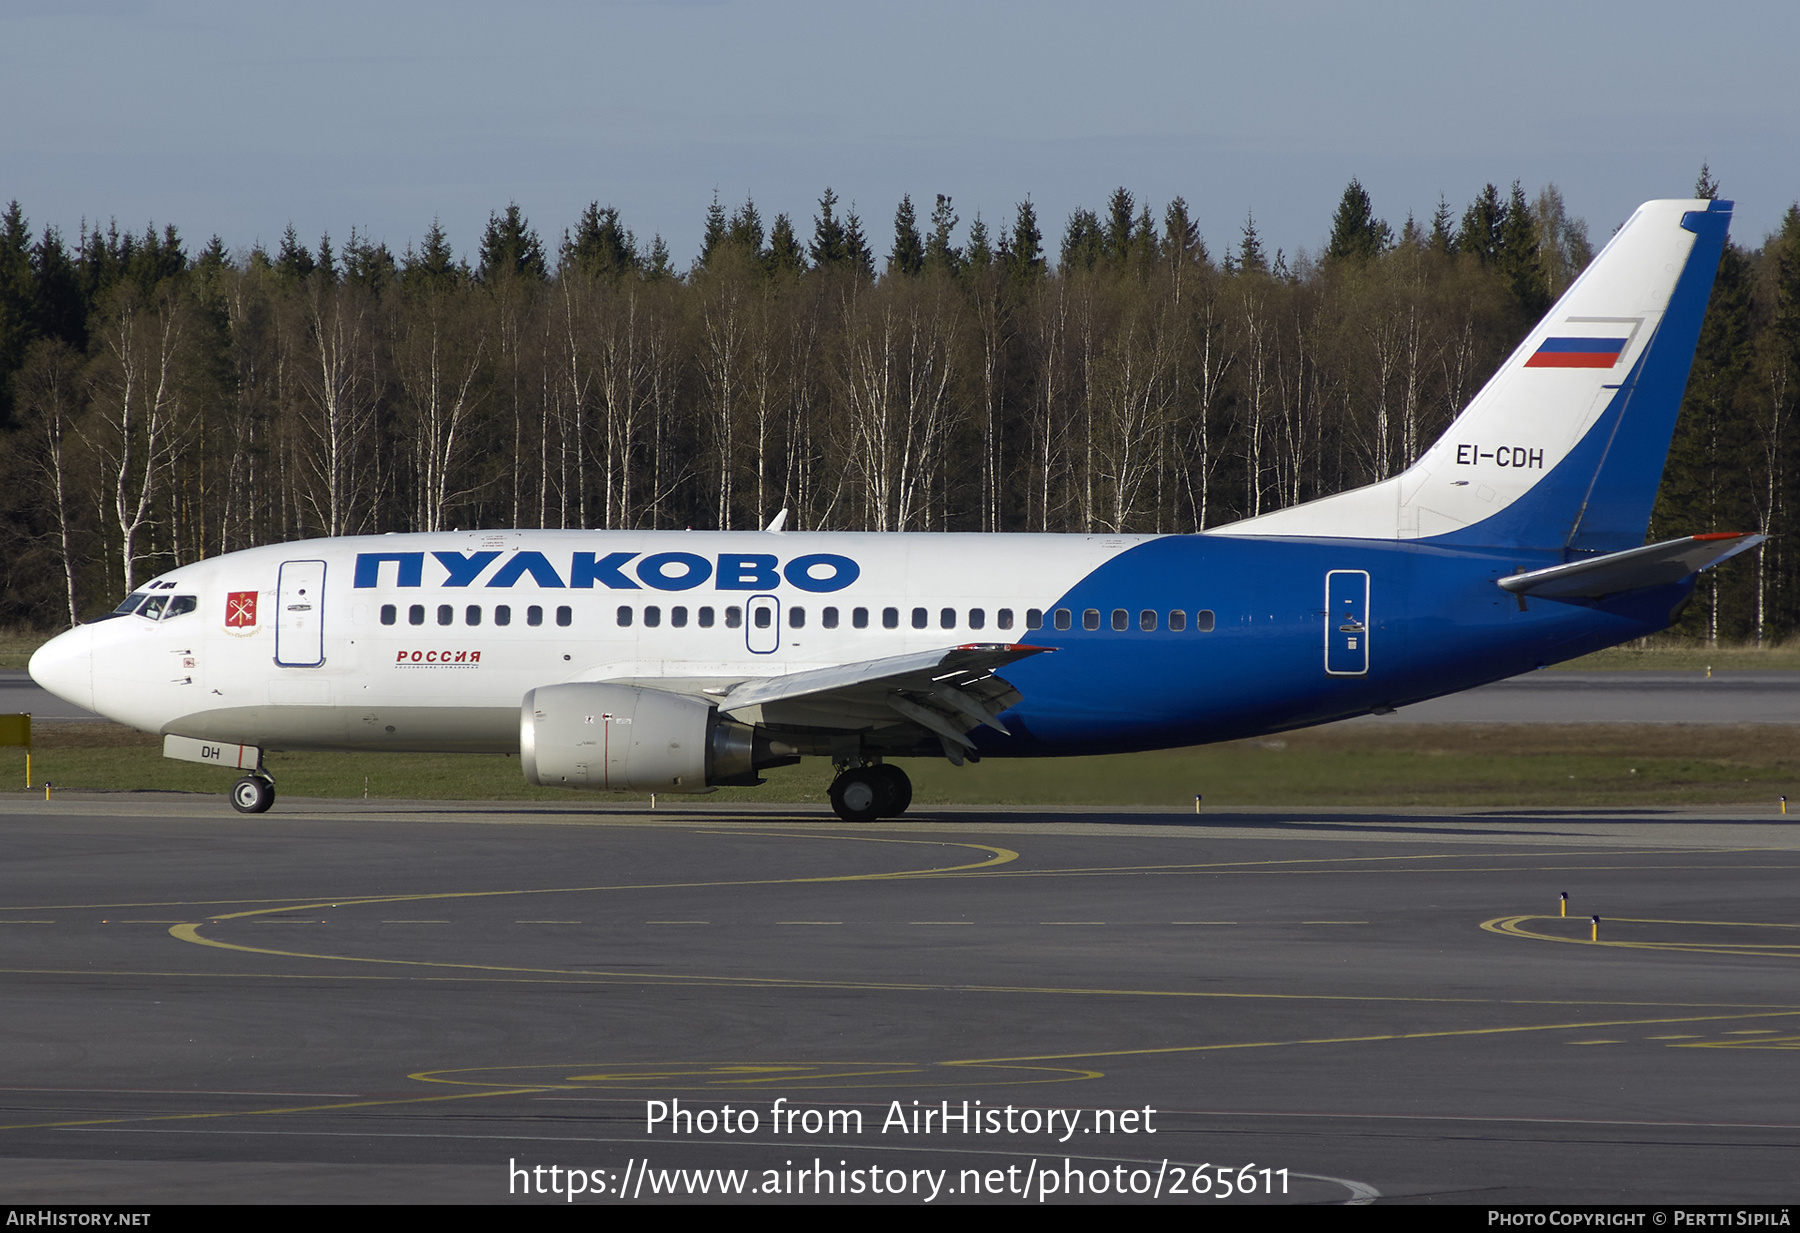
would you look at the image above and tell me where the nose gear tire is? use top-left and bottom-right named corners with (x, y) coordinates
top-left (231, 775), bottom-right (275, 814)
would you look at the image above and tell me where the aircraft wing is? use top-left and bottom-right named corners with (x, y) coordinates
top-left (604, 643), bottom-right (1051, 762)
top-left (1498, 532), bottom-right (1765, 600)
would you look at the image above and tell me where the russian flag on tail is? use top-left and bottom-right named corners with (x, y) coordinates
top-left (1525, 336), bottom-right (1629, 369)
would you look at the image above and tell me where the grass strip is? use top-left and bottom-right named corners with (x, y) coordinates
top-left (7, 721), bottom-right (1797, 810)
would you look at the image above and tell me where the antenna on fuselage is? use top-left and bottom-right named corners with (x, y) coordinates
top-left (764, 508), bottom-right (789, 533)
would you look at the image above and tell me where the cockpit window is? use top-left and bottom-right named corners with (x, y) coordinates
top-left (128, 594), bottom-right (195, 622)
top-left (113, 593), bottom-right (148, 615)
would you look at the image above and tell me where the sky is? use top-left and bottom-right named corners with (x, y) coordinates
top-left (3, 0), bottom-right (1796, 268)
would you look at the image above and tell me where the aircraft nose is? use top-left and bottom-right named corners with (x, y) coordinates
top-left (28, 625), bottom-right (96, 712)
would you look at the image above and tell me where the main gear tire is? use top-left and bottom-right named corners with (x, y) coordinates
top-left (869, 763), bottom-right (913, 817)
top-left (828, 768), bottom-right (884, 823)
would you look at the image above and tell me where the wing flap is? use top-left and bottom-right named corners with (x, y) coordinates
top-left (717, 642), bottom-right (1048, 717)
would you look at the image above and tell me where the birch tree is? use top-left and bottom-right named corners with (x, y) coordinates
top-left (85, 282), bottom-right (189, 593)
top-left (395, 276), bottom-right (487, 533)
top-left (16, 338), bottom-right (86, 624)
top-left (292, 274), bottom-right (381, 536)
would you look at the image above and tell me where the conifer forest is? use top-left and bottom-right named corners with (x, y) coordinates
top-left (1, 172), bottom-right (1795, 643)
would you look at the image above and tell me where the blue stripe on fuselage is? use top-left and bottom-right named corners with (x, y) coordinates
top-left (986, 534), bottom-right (1687, 756)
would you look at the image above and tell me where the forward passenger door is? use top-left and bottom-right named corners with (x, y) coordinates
top-left (275, 560), bottom-right (327, 667)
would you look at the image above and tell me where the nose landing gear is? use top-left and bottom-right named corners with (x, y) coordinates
top-left (827, 762), bottom-right (912, 823)
top-left (230, 773), bottom-right (276, 814)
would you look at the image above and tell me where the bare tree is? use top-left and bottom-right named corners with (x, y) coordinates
top-left (1093, 293), bottom-right (1179, 531)
top-left (1752, 351), bottom-right (1793, 643)
top-left (1027, 279), bottom-right (1068, 531)
top-left (84, 283), bottom-right (190, 594)
top-left (837, 276), bottom-right (961, 531)
top-left (966, 264), bottom-right (1012, 532)
top-left (394, 276), bottom-right (487, 533)
top-left (1233, 280), bottom-right (1273, 517)
top-left (1177, 278), bottom-right (1232, 530)
top-left (292, 276), bottom-right (382, 536)
top-left (696, 251), bottom-right (754, 528)
top-left (16, 339), bottom-right (87, 624)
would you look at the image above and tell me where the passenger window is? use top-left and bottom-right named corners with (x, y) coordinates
top-left (853, 607), bottom-right (870, 629)
top-left (1083, 609), bottom-right (1101, 631)
top-left (883, 607), bottom-right (899, 630)
top-left (381, 604), bottom-right (397, 626)
top-left (617, 606), bottom-right (633, 627)
top-left (672, 606), bottom-right (688, 628)
top-left (911, 607), bottom-right (928, 629)
top-left (1027, 609), bottom-right (1043, 630)
top-left (1139, 610), bottom-right (1156, 631)
top-left (527, 605), bottom-right (543, 627)
top-left (939, 607), bottom-right (955, 629)
top-left (438, 604), bottom-right (453, 626)
top-left (698, 606), bottom-right (715, 628)
top-left (1111, 609), bottom-right (1128, 631)
top-left (466, 605), bottom-right (481, 626)
top-left (725, 606), bottom-right (743, 629)
top-left (754, 606), bottom-right (772, 629)
top-left (1052, 609), bottom-right (1070, 631)
top-left (409, 604), bottom-right (426, 626)
top-left (822, 607), bottom-right (839, 629)
top-left (165, 595), bottom-right (196, 618)
top-left (556, 606), bottom-right (572, 627)
top-left (789, 606), bottom-right (805, 628)
top-left (644, 606), bottom-right (661, 628)
top-left (998, 608), bottom-right (1014, 630)
top-left (1195, 609), bottom-right (1216, 632)
top-left (968, 608), bottom-right (985, 630)
top-left (495, 605), bottom-right (512, 626)
top-left (1168, 609), bottom-right (1186, 631)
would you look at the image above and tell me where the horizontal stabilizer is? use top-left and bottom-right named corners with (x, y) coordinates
top-left (1497, 533), bottom-right (1764, 600)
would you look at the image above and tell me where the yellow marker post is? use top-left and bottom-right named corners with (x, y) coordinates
top-left (1782, 796), bottom-right (1789, 816)
top-left (1590, 915), bottom-right (1601, 942)
top-left (1194, 794), bottom-right (1203, 814)
top-left (0, 714), bottom-right (30, 788)
top-left (1560, 892), bottom-right (1568, 918)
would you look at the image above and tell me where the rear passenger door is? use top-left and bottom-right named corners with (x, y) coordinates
top-left (1324, 570), bottom-right (1369, 676)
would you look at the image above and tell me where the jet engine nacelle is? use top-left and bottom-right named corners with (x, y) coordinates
top-left (520, 682), bottom-right (786, 793)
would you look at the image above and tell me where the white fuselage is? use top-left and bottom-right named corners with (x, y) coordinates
top-left (32, 529), bottom-right (1156, 752)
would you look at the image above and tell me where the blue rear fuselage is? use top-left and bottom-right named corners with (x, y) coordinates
top-left (996, 533), bottom-right (1682, 755)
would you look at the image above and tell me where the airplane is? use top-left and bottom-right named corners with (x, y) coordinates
top-left (28, 198), bottom-right (1757, 822)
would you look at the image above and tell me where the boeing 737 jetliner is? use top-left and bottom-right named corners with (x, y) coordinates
top-left (30, 199), bottom-right (1755, 821)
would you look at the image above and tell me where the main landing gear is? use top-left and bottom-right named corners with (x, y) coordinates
top-left (230, 772), bottom-right (276, 814)
top-left (827, 763), bottom-right (912, 823)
